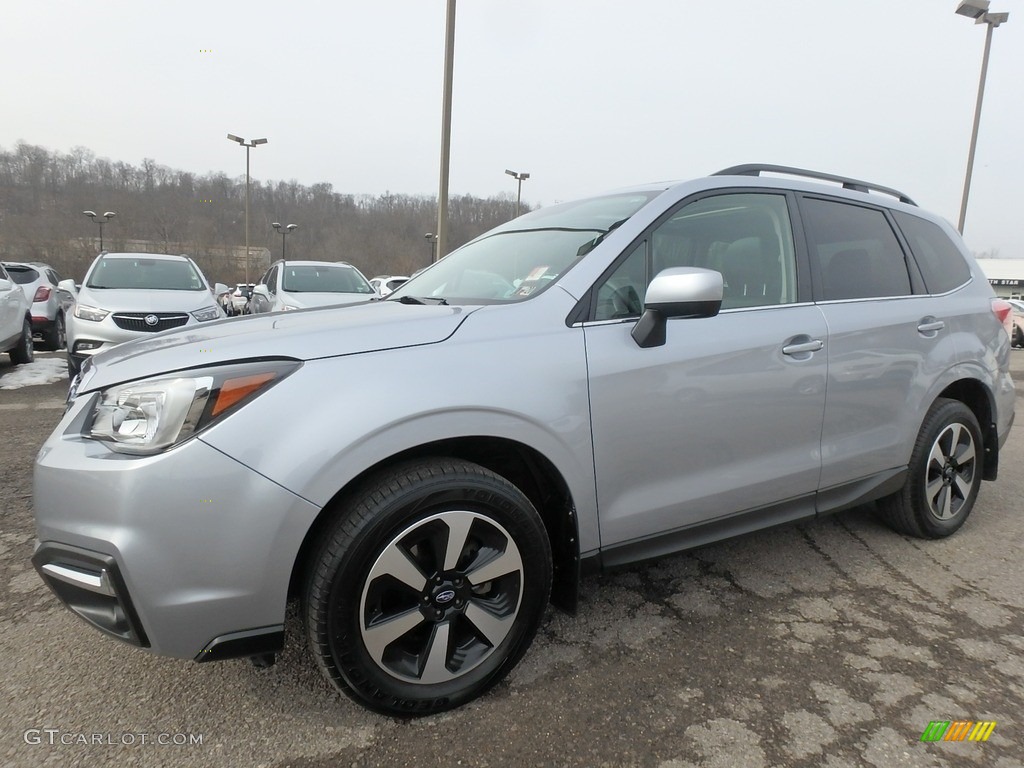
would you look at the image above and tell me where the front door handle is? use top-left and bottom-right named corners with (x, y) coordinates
top-left (917, 319), bottom-right (945, 334)
top-left (782, 339), bottom-right (824, 356)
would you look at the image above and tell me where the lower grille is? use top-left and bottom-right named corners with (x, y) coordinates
top-left (111, 313), bottom-right (189, 332)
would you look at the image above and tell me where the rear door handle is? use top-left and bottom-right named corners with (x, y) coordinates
top-left (917, 319), bottom-right (945, 334)
top-left (782, 339), bottom-right (824, 355)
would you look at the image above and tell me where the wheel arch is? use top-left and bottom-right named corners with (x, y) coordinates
top-left (289, 436), bottom-right (582, 612)
top-left (935, 377), bottom-right (998, 481)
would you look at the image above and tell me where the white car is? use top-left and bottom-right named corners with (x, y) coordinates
top-left (62, 253), bottom-right (227, 376)
top-left (369, 275), bottom-right (410, 297)
top-left (0, 262), bottom-right (34, 364)
top-left (248, 261), bottom-right (376, 314)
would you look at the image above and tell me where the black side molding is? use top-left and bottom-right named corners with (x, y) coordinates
top-left (195, 626), bottom-right (285, 662)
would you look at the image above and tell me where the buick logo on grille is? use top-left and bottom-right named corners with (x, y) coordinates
top-left (144, 314), bottom-right (159, 326)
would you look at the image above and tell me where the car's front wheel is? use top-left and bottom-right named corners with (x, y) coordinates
top-left (878, 398), bottom-right (982, 538)
top-left (304, 458), bottom-right (552, 716)
top-left (43, 312), bottom-right (65, 350)
top-left (10, 318), bottom-right (34, 364)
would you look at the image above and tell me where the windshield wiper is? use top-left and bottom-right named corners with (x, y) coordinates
top-left (396, 295), bottom-right (448, 305)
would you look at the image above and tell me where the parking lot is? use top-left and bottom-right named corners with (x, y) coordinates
top-left (1, 351), bottom-right (1022, 768)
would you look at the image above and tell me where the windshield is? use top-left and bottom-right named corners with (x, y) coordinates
top-left (390, 191), bottom-right (660, 304)
top-left (281, 264), bottom-right (374, 293)
top-left (87, 257), bottom-right (205, 291)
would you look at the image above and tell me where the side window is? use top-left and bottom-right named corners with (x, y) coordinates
top-left (892, 212), bottom-right (971, 295)
top-left (802, 198), bottom-right (912, 300)
top-left (265, 266), bottom-right (279, 295)
top-left (594, 241), bottom-right (647, 321)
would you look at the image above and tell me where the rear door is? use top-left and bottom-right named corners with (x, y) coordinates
top-left (799, 196), bottom-right (957, 500)
top-left (583, 191), bottom-right (828, 557)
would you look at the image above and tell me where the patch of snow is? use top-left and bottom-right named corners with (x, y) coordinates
top-left (0, 358), bottom-right (68, 390)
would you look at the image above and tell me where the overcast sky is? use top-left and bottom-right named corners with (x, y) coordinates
top-left (4, 0), bottom-right (1021, 255)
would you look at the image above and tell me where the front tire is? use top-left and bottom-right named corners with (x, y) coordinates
top-left (10, 318), bottom-right (34, 364)
top-left (878, 398), bottom-right (982, 538)
top-left (304, 458), bottom-right (552, 716)
top-left (43, 312), bottom-right (65, 350)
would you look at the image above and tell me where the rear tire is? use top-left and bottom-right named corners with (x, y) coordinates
top-left (304, 457), bottom-right (552, 716)
top-left (9, 318), bottom-right (34, 364)
top-left (878, 398), bottom-right (982, 538)
top-left (43, 312), bottom-right (65, 350)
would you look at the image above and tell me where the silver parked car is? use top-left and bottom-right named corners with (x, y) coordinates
top-left (2, 261), bottom-right (71, 350)
top-left (62, 252), bottom-right (227, 376)
top-left (248, 260), bottom-right (376, 314)
top-left (33, 166), bottom-right (1015, 716)
top-left (0, 262), bottom-right (34, 364)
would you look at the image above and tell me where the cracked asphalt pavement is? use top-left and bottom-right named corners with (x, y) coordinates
top-left (1, 351), bottom-right (1022, 767)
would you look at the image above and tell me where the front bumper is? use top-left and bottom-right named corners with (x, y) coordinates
top-left (33, 394), bottom-right (321, 659)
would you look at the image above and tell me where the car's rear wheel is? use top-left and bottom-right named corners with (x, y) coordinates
top-left (877, 398), bottom-right (982, 538)
top-left (1015, 325), bottom-right (1024, 349)
top-left (304, 458), bottom-right (552, 716)
top-left (43, 312), bottom-right (65, 350)
top-left (10, 318), bottom-right (34, 364)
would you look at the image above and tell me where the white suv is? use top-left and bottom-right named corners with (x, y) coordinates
top-left (62, 253), bottom-right (227, 376)
top-left (0, 262), bottom-right (34, 364)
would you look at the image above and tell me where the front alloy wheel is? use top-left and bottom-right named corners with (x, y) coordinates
top-left (305, 458), bottom-right (552, 715)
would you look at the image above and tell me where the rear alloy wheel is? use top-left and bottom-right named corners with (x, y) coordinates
top-left (10, 318), bottom-right (34, 364)
top-left (878, 398), bottom-right (982, 538)
top-left (43, 312), bottom-right (66, 350)
top-left (305, 458), bottom-right (552, 716)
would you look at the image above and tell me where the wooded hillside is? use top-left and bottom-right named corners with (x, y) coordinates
top-left (0, 142), bottom-right (527, 284)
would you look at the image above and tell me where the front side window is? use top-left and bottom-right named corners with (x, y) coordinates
top-left (87, 258), bottom-right (205, 291)
top-left (389, 191), bottom-right (661, 305)
top-left (592, 193), bottom-right (798, 320)
top-left (802, 198), bottom-right (912, 300)
top-left (265, 266), bottom-right (279, 295)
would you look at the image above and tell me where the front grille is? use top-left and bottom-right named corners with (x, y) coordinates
top-left (111, 312), bottom-right (189, 332)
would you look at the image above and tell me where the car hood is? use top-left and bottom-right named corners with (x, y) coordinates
top-left (278, 292), bottom-right (373, 309)
top-left (77, 287), bottom-right (218, 313)
top-left (76, 301), bottom-right (477, 393)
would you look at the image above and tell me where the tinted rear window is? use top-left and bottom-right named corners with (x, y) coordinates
top-left (893, 212), bottom-right (971, 294)
top-left (801, 197), bottom-right (912, 300)
top-left (5, 266), bottom-right (39, 285)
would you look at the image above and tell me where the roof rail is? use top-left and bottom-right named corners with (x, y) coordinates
top-left (713, 164), bottom-right (917, 206)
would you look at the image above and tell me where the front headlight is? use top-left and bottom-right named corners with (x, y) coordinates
top-left (191, 305), bottom-right (222, 322)
top-left (75, 304), bottom-right (109, 322)
top-left (87, 360), bottom-right (300, 455)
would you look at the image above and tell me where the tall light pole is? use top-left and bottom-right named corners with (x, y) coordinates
top-left (82, 210), bottom-right (116, 251)
top-left (272, 222), bottom-right (298, 265)
top-left (424, 232), bottom-right (438, 264)
top-left (436, 0), bottom-right (457, 262)
top-left (227, 134), bottom-right (268, 284)
top-left (504, 169), bottom-right (530, 218)
top-left (954, 0), bottom-right (1009, 234)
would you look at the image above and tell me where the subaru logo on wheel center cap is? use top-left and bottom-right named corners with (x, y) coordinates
top-left (435, 589), bottom-right (456, 604)
top-left (144, 314), bottom-right (159, 326)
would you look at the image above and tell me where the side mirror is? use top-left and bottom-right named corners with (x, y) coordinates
top-left (631, 267), bottom-right (723, 349)
top-left (57, 278), bottom-right (79, 299)
top-left (252, 284), bottom-right (270, 298)
top-left (0, 278), bottom-right (12, 292)
top-left (213, 282), bottom-right (228, 296)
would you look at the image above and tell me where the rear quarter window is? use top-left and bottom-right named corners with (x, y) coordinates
top-left (893, 212), bottom-right (971, 295)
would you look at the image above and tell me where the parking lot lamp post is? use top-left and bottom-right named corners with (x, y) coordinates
top-left (435, 0), bottom-right (457, 263)
top-left (227, 135), bottom-right (268, 284)
top-left (82, 210), bottom-right (116, 251)
top-left (272, 222), bottom-right (298, 267)
top-left (954, 0), bottom-right (1009, 234)
top-left (425, 232), bottom-right (438, 263)
top-left (504, 169), bottom-right (530, 218)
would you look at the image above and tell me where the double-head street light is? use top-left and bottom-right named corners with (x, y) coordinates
top-left (272, 222), bottom-right (298, 264)
top-left (505, 169), bottom-right (530, 218)
top-left (82, 210), bottom-right (116, 251)
top-left (227, 134), bottom-right (269, 284)
top-left (954, 0), bottom-right (1009, 234)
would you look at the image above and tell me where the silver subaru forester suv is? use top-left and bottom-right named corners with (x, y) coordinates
top-left (33, 166), bottom-right (1015, 715)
